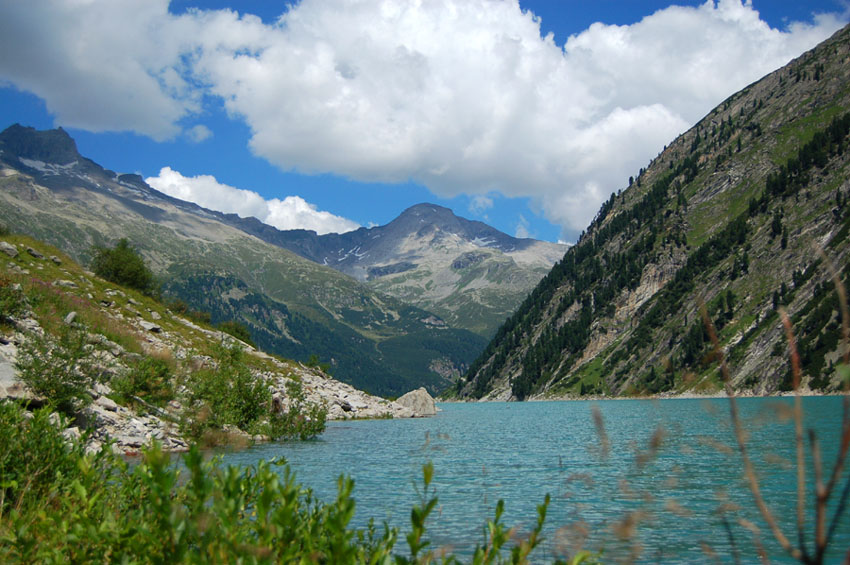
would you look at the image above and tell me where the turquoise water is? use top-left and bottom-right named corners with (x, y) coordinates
top-left (219, 397), bottom-right (849, 562)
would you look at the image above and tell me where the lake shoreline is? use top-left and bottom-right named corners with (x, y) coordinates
top-left (439, 387), bottom-right (847, 403)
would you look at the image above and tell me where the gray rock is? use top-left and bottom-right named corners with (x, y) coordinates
top-left (0, 241), bottom-right (18, 258)
top-left (26, 247), bottom-right (44, 259)
top-left (395, 387), bottom-right (437, 417)
top-left (149, 310), bottom-right (162, 320)
top-left (139, 320), bottom-right (162, 333)
top-left (50, 255), bottom-right (62, 265)
top-left (64, 311), bottom-right (78, 325)
top-left (115, 435), bottom-right (146, 448)
top-left (54, 280), bottom-right (78, 288)
top-left (95, 395), bottom-right (119, 412)
top-left (0, 359), bottom-right (33, 401)
top-left (335, 398), bottom-right (353, 412)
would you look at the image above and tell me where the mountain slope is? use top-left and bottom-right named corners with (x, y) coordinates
top-left (222, 203), bottom-right (566, 337)
top-left (457, 23), bottom-right (850, 400)
top-left (0, 125), bottom-right (486, 396)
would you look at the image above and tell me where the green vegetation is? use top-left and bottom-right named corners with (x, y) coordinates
top-left (112, 356), bottom-right (176, 408)
top-left (185, 344), bottom-right (327, 443)
top-left (0, 273), bottom-right (26, 325)
top-left (217, 319), bottom-right (255, 347)
top-left (15, 327), bottom-right (102, 416)
top-left (91, 238), bottom-right (159, 297)
top-left (0, 234), bottom-right (329, 446)
top-left (0, 402), bottom-right (587, 564)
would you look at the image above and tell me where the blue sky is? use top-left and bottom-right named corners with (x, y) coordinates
top-left (1, 1), bottom-right (847, 243)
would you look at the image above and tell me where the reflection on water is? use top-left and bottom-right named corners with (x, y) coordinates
top-left (218, 397), bottom-right (849, 563)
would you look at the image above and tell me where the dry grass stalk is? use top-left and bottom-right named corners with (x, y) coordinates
top-left (591, 405), bottom-right (610, 459)
top-left (701, 257), bottom-right (850, 564)
top-left (700, 304), bottom-right (799, 560)
top-left (779, 308), bottom-right (808, 556)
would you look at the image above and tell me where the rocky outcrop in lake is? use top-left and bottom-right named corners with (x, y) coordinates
top-left (395, 387), bottom-right (437, 417)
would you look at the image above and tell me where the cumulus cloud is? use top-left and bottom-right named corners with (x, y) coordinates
top-left (146, 167), bottom-right (360, 234)
top-left (515, 215), bottom-right (532, 239)
top-left (186, 125), bottom-right (213, 143)
top-left (1, 0), bottom-right (846, 236)
top-left (469, 195), bottom-right (495, 216)
top-left (0, 0), bottom-right (198, 140)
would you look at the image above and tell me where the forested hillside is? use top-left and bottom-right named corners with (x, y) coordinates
top-left (457, 24), bottom-right (850, 400)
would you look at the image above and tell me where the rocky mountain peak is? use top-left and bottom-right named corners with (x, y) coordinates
top-left (0, 124), bottom-right (81, 165)
top-left (389, 202), bottom-right (528, 252)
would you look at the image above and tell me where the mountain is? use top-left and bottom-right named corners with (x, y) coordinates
top-left (227, 203), bottom-right (566, 337)
top-left (457, 24), bottom-right (850, 400)
top-left (0, 124), bottom-right (487, 397)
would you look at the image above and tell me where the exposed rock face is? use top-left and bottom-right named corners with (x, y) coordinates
top-left (0, 241), bottom-right (18, 258)
top-left (395, 387), bottom-right (437, 417)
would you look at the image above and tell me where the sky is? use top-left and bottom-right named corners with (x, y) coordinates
top-left (0, 1), bottom-right (847, 243)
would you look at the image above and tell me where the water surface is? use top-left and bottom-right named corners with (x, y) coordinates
top-left (219, 397), bottom-right (849, 562)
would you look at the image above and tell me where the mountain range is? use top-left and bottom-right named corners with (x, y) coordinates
top-left (455, 23), bottom-right (850, 400)
top-left (236, 202), bottom-right (565, 336)
top-left (0, 124), bottom-right (562, 396)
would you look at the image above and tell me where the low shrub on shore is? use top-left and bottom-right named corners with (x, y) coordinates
top-left (0, 402), bottom-right (575, 564)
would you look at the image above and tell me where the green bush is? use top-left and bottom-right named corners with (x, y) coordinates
top-left (217, 319), bottom-right (255, 347)
top-left (0, 402), bottom-right (564, 564)
top-left (0, 404), bottom-right (96, 515)
top-left (183, 344), bottom-right (326, 442)
top-left (15, 328), bottom-right (102, 416)
top-left (0, 274), bottom-right (26, 325)
top-left (266, 379), bottom-right (327, 441)
top-left (90, 238), bottom-right (158, 297)
top-left (185, 344), bottom-right (269, 432)
top-left (112, 356), bottom-right (175, 407)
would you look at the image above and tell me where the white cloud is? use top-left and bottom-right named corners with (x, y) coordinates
top-left (1, 0), bottom-right (846, 236)
top-left (515, 215), bottom-right (532, 239)
top-left (186, 124), bottom-right (213, 143)
top-left (0, 0), bottom-right (199, 140)
top-left (469, 195), bottom-right (494, 216)
top-left (146, 167), bottom-right (360, 234)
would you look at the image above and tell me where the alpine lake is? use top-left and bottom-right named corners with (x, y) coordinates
top-left (216, 397), bottom-right (849, 563)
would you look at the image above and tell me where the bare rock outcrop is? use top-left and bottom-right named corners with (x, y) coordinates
top-left (395, 387), bottom-right (437, 417)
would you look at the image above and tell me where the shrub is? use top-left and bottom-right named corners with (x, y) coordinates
top-left (0, 403), bottom-right (562, 564)
top-left (91, 238), bottom-right (158, 297)
top-left (0, 274), bottom-right (26, 325)
top-left (266, 379), bottom-right (327, 441)
top-left (0, 404), bottom-right (92, 515)
top-left (217, 319), bottom-right (255, 347)
top-left (112, 356), bottom-right (175, 407)
top-left (183, 344), bottom-right (328, 442)
top-left (15, 327), bottom-right (102, 416)
top-left (193, 345), bottom-right (268, 429)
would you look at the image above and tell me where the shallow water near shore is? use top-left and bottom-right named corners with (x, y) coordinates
top-left (218, 397), bottom-right (849, 562)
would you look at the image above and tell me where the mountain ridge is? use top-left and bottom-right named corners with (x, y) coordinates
top-left (0, 123), bottom-right (565, 339)
top-left (0, 126), bottom-right (492, 396)
top-left (456, 23), bottom-right (850, 401)
top-left (215, 202), bottom-right (567, 337)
